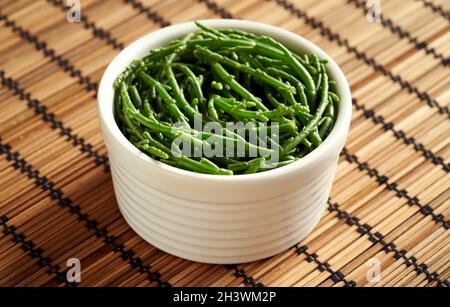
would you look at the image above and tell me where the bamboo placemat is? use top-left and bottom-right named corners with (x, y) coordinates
top-left (0, 0), bottom-right (449, 287)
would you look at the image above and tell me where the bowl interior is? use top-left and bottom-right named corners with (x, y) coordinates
top-left (98, 19), bottom-right (352, 181)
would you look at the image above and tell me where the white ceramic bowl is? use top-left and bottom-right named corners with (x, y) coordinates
top-left (98, 20), bottom-right (351, 264)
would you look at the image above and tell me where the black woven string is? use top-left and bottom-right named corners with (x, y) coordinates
top-left (327, 200), bottom-right (448, 286)
top-left (348, 0), bottom-right (450, 66)
top-left (294, 244), bottom-right (357, 286)
top-left (196, 0), bottom-right (234, 18)
top-left (0, 139), bottom-right (171, 287)
top-left (417, 0), bottom-right (450, 21)
top-left (0, 2), bottom-right (171, 287)
top-left (0, 14), bottom-right (98, 95)
top-left (225, 265), bottom-right (265, 287)
top-left (341, 148), bottom-right (449, 230)
top-left (231, 244), bottom-right (356, 287)
top-left (0, 213), bottom-right (76, 287)
top-left (273, 0), bottom-right (450, 118)
top-left (47, 0), bottom-right (124, 50)
top-left (0, 70), bottom-right (110, 173)
top-left (0, 1), bottom-right (173, 173)
top-left (123, 0), bottom-right (171, 27)
top-left (352, 98), bottom-right (449, 172)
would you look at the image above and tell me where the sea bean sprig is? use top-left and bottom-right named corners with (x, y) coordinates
top-left (113, 22), bottom-right (340, 175)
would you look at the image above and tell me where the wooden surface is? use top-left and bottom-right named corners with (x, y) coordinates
top-left (0, 0), bottom-right (449, 287)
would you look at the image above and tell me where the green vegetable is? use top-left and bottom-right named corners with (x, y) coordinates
top-left (113, 22), bottom-right (339, 175)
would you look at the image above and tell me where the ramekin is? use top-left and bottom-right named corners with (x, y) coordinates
top-left (98, 19), bottom-right (352, 264)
